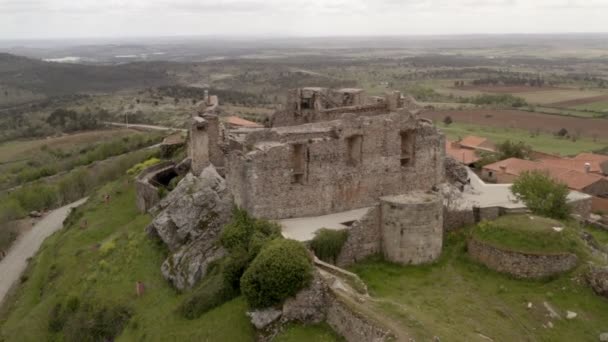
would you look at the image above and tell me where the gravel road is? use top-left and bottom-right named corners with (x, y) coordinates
top-left (0, 198), bottom-right (87, 305)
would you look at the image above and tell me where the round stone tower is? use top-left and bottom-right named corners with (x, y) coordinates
top-left (380, 191), bottom-right (443, 265)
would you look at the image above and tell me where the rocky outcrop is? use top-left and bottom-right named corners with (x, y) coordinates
top-left (281, 270), bottom-right (328, 324)
top-left (444, 156), bottom-right (469, 187)
top-left (586, 266), bottom-right (608, 299)
top-left (147, 165), bottom-right (233, 290)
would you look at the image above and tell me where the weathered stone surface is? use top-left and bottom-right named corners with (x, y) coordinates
top-left (247, 308), bottom-right (282, 330)
top-left (445, 156), bottom-right (469, 186)
top-left (161, 234), bottom-right (227, 291)
top-left (281, 270), bottom-right (328, 324)
top-left (147, 165), bottom-right (233, 290)
top-left (175, 157), bottom-right (192, 176)
top-left (599, 332), bottom-right (608, 342)
top-left (336, 206), bottom-right (381, 268)
top-left (586, 266), bottom-right (608, 298)
top-left (468, 238), bottom-right (578, 279)
top-left (148, 166), bottom-right (232, 251)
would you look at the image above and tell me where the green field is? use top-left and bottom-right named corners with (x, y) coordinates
top-left (572, 101), bottom-right (608, 112)
top-left (439, 122), bottom-right (608, 156)
top-left (471, 215), bottom-right (587, 255)
top-left (351, 229), bottom-right (608, 341)
top-left (0, 180), bottom-right (339, 341)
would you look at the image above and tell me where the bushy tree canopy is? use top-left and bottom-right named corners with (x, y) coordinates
top-left (511, 170), bottom-right (570, 220)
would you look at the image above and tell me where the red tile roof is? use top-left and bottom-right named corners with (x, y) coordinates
top-left (483, 157), bottom-right (607, 191)
top-left (458, 135), bottom-right (496, 152)
top-left (445, 141), bottom-right (480, 165)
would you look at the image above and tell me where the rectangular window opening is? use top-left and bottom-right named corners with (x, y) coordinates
top-left (400, 131), bottom-right (415, 167)
top-left (346, 135), bottom-right (363, 166)
top-left (292, 143), bottom-right (306, 184)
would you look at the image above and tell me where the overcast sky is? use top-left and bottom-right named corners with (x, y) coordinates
top-left (1, 0), bottom-right (607, 40)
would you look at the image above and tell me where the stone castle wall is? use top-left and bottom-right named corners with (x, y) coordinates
top-left (227, 113), bottom-right (445, 220)
top-left (467, 238), bottom-right (578, 279)
top-left (381, 192), bottom-right (443, 265)
top-left (336, 206), bottom-right (382, 267)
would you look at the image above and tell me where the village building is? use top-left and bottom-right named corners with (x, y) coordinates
top-left (482, 157), bottom-right (608, 212)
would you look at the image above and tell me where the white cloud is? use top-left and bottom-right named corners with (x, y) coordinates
top-left (0, 0), bottom-right (607, 39)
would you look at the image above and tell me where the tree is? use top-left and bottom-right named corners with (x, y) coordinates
top-left (496, 140), bottom-right (532, 160)
top-left (511, 170), bottom-right (570, 220)
top-left (556, 128), bottom-right (569, 138)
top-left (443, 116), bottom-right (453, 126)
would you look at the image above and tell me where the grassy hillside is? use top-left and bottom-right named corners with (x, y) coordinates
top-left (0, 180), bottom-right (338, 341)
top-left (0, 53), bottom-right (172, 98)
top-left (351, 229), bottom-right (608, 341)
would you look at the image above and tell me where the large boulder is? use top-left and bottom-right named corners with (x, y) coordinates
top-left (281, 270), bottom-right (328, 324)
top-left (444, 156), bottom-right (469, 187)
top-left (147, 165), bottom-right (233, 290)
top-left (587, 266), bottom-right (608, 299)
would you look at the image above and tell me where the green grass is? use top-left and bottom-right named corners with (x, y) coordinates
top-left (471, 214), bottom-right (585, 255)
top-left (440, 122), bottom-right (607, 156)
top-left (350, 230), bottom-right (608, 342)
top-left (572, 101), bottom-right (608, 112)
top-left (584, 226), bottom-right (608, 246)
top-left (274, 323), bottom-right (344, 342)
top-left (0, 179), bottom-right (343, 341)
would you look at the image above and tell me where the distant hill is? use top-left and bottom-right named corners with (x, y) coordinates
top-left (0, 53), bottom-right (174, 97)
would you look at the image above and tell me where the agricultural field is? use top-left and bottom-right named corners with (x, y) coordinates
top-left (424, 109), bottom-right (608, 141)
top-left (0, 129), bottom-right (163, 191)
top-left (437, 121), bottom-right (606, 156)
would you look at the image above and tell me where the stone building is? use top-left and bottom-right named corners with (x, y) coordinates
top-left (183, 87), bottom-right (446, 266)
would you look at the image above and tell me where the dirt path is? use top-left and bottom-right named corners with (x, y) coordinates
top-left (0, 198), bottom-right (87, 305)
top-left (104, 121), bottom-right (186, 132)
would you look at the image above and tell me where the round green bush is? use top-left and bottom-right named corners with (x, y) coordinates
top-left (241, 239), bottom-right (313, 308)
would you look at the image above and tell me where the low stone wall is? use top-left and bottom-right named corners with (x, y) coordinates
top-left (569, 195), bottom-right (592, 220)
top-left (326, 295), bottom-right (393, 342)
top-left (336, 206), bottom-right (381, 268)
top-left (586, 266), bottom-right (608, 299)
top-left (135, 161), bottom-right (175, 213)
top-left (444, 208), bottom-right (475, 231)
top-left (467, 238), bottom-right (578, 279)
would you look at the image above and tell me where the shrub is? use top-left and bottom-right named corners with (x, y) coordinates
top-left (310, 228), bottom-right (349, 264)
top-left (241, 239), bottom-right (313, 308)
top-left (219, 208), bottom-right (282, 291)
top-left (61, 303), bottom-right (132, 342)
top-left (126, 157), bottom-right (162, 176)
top-left (177, 266), bottom-right (238, 319)
top-left (220, 207), bottom-right (281, 258)
top-left (511, 170), bottom-right (571, 220)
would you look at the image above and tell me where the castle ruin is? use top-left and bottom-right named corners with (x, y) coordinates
top-left (187, 87), bottom-right (446, 266)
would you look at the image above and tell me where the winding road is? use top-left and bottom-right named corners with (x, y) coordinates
top-left (0, 198), bottom-right (87, 305)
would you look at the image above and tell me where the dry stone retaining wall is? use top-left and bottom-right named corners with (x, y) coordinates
top-left (467, 238), bottom-right (578, 279)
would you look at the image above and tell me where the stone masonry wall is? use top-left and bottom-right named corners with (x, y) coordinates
top-left (135, 161), bottom-right (175, 213)
top-left (381, 192), bottom-right (443, 265)
top-left (336, 206), bottom-right (381, 268)
top-left (326, 295), bottom-right (393, 342)
top-left (467, 238), bottom-right (578, 279)
top-left (227, 112), bottom-right (445, 220)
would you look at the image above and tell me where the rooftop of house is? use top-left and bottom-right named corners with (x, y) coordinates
top-left (483, 157), bottom-right (607, 191)
top-left (446, 140), bottom-right (481, 165)
top-left (458, 135), bottom-right (496, 152)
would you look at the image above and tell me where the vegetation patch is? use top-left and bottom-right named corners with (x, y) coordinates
top-left (241, 239), bottom-right (313, 308)
top-left (310, 228), bottom-right (349, 264)
top-left (511, 170), bottom-right (570, 220)
top-left (470, 215), bottom-right (584, 255)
